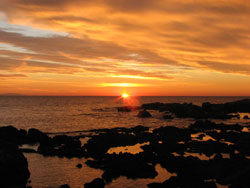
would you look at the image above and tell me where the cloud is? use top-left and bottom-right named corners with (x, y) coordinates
top-left (0, 29), bottom-right (177, 78)
top-left (198, 61), bottom-right (250, 75)
top-left (0, 73), bottom-right (27, 78)
top-left (0, 0), bottom-right (250, 95)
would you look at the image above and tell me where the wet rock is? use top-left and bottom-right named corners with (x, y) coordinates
top-left (137, 110), bottom-right (152, 118)
top-left (84, 178), bottom-right (105, 188)
top-left (59, 184), bottom-right (71, 188)
top-left (0, 142), bottom-right (30, 187)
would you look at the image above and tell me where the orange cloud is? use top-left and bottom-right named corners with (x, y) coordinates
top-left (0, 0), bottom-right (250, 95)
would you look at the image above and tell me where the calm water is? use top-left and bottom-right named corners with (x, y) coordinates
top-left (1, 96), bottom-right (249, 188)
top-left (0, 96), bottom-right (249, 132)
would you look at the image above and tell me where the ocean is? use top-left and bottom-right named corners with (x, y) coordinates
top-left (1, 96), bottom-right (249, 188)
top-left (1, 96), bottom-right (249, 132)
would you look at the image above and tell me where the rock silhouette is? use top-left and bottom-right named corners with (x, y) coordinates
top-left (84, 178), bottom-right (105, 188)
top-left (0, 142), bottom-right (30, 187)
top-left (137, 110), bottom-right (152, 118)
top-left (1, 99), bottom-right (250, 188)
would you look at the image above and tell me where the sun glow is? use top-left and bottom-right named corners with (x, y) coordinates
top-left (122, 93), bottom-right (129, 99)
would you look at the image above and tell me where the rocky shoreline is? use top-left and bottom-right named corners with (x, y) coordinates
top-left (1, 99), bottom-right (250, 188)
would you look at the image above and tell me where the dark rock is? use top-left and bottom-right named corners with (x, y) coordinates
top-left (84, 178), bottom-right (105, 188)
top-left (0, 125), bottom-right (27, 145)
top-left (243, 115), bottom-right (250, 119)
top-left (52, 135), bottom-right (81, 148)
top-left (117, 106), bottom-right (141, 112)
top-left (141, 99), bottom-right (250, 119)
top-left (189, 120), bottom-right (243, 132)
top-left (84, 132), bottom-right (144, 158)
top-left (186, 140), bottom-right (232, 157)
top-left (37, 134), bottom-right (85, 158)
top-left (153, 126), bottom-right (191, 142)
top-left (27, 128), bottom-right (51, 144)
top-left (162, 114), bottom-right (173, 119)
top-left (117, 106), bottom-right (131, 112)
top-left (59, 184), bottom-right (71, 188)
top-left (0, 142), bottom-right (30, 187)
top-left (19, 148), bottom-right (37, 153)
top-left (76, 163), bottom-right (82, 168)
top-left (148, 176), bottom-right (217, 188)
top-left (86, 154), bottom-right (158, 182)
top-left (130, 125), bottom-right (150, 134)
top-left (37, 142), bottom-right (85, 158)
top-left (137, 110), bottom-right (152, 118)
top-left (213, 153), bottom-right (223, 161)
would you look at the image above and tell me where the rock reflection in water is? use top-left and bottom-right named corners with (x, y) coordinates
top-left (108, 164), bottom-right (176, 188)
top-left (25, 153), bottom-right (103, 188)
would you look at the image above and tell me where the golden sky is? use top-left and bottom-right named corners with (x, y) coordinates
top-left (0, 0), bottom-right (250, 96)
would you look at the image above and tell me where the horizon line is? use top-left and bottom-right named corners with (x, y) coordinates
top-left (1, 95), bottom-right (250, 97)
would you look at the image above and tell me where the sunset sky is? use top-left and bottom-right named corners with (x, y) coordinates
top-left (0, 0), bottom-right (250, 96)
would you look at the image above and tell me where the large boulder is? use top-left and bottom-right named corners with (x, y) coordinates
top-left (0, 126), bottom-right (27, 145)
top-left (0, 142), bottom-right (30, 187)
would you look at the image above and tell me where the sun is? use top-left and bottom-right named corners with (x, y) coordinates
top-left (122, 93), bottom-right (129, 99)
